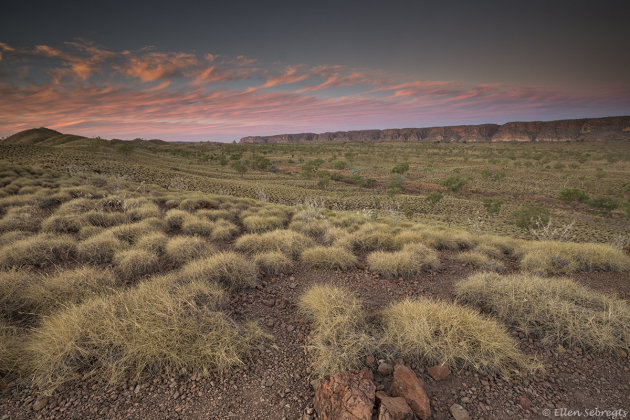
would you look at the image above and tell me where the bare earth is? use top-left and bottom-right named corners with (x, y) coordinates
top-left (1, 251), bottom-right (629, 419)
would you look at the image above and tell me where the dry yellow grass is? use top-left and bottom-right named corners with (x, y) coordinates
top-left (164, 235), bottom-right (214, 265)
top-left (23, 279), bottom-right (268, 393)
top-left (456, 251), bottom-right (504, 271)
top-left (0, 205), bottom-right (41, 232)
top-left (300, 246), bottom-right (357, 270)
top-left (108, 222), bottom-right (159, 244)
top-left (84, 210), bottom-right (127, 228)
top-left (455, 272), bottom-right (630, 352)
top-left (517, 241), bottom-right (630, 275)
top-left (165, 209), bottom-right (189, 230)
top-left (135, 232), bottom-right (169, 255)
top-left (379, 298), bottom-right (536, 376)
top-left (178, 252), bottom-right (258, 290)
top-left (114, 249), bottom-right (161, 281)
top-left (0, 319), bottom-right (22, 375)
top-left (210, 219), bottom-right (239, 241)
top-left (254, 252), bottom-right (292, 276)
top-left (367, 243), bottom-right (439, 279)
top-left (298, 285), bottom-right (375, 377)
top-left (235, 229), bottom-right (314, 259)
top-left (288, 219), bottom-right (331, 242)
top-left (25, 267), bottom-right (118, 314)
top-left (196, 209), bottom-right (235, 222)
top-left (0, 270), bottom-right (34, 320)
top-left (348, 224), bottom-right (398, 251)
top-left (181, 215), bottom-right (215, 236)
top-left (242, 215), bottom-right (285, 233)
top-left (0, 233), bottom-right (76, 269)
top-left (77, 231), bottom-right (126, 264)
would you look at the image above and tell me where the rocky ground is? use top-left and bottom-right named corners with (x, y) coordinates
top-left (1, 252), bottom-right (629, 419)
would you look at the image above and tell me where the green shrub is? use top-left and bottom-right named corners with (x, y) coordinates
top-left (441, 174), bottom-right (468, 193)
top-left (510, 206), bottom-right (550, 229)
top-left (558, 188), bottom-right (589, 204)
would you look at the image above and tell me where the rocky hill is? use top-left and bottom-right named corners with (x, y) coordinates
top-left (240, 116), bottom-right (630, 144)
top-left (1, 127), bottom-right (169, 147)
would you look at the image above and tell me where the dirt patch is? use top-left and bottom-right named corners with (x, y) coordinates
top-left (1, 251), bottom-right (629, 419)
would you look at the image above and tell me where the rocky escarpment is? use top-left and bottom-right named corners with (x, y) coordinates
top-left (240, 116), bottom-right (630, 144)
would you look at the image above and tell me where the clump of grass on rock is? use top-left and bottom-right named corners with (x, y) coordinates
top-left (300, 246), bottom-right (357, 270)
top-left (367, 243), bottom-right (439, 279)
top-left (379, 298), bottom-right (536, 376)
top-left (455, 272), bottom-right (630, 353)
top-left (178, 252), bottom-right (258, 290)
top-left (23, 279), bottom-right (268, 393)
top-left (299, 285), bottom-right (375, 377)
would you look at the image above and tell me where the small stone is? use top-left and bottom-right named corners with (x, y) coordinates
top-left (617, 349), bottom-right (628, 358)
top-left (365, 355), bottom-right (376, 368)
top-left (519, 395), bottom-right (532, 409)
top-left (427, 365), bottom-right (451, 381)
top-left (450, 403), bottom-right (471, 420)
top-left (378, 362), bottom-right (394, 376)
top-left (389, 365), bottom-right (430, 420)
top-left (32, 398), bottom-right (48, 411)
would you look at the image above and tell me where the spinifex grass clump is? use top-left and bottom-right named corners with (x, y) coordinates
top-left (254, 252), bottom-right (292, 275)
top-left (235, 229), bottom-right (314, 259)
top-left (455, 272), bottom-right (630, 352)
top-left (367, 243), bottom-right (439, 279)
top-left (379, 298), bottom-right (536, 376)
top-left (0, 233), bottom-right (76, 269)
top-left (516, 241), bottom-right (630, 275)
top-left (178, 252), bottom-right (258, 290)
top-left (300, 246), bottom-right (357, 270)
top-left (23, 278), bottom-right (268, 393)
top-left (298, 285), bottom-right (375, 377)
top-left (165, 235), bottom-right (215, 265)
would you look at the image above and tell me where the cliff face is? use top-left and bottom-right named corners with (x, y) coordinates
top-left (239, 116), bottom-right (630, 144)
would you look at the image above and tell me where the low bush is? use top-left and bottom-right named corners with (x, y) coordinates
top-left (379, 298), bottom-right (535, 375)
top-left (367, 243), bottom-right (439, 279)
top-left (298, 285), bottom-right (374, 377)
top-left (300, 246), bottom-right (357, 270)
top-left (455, 272), bottom-right (630, 352)
top-left (510, 206), bottom-right (550, 230)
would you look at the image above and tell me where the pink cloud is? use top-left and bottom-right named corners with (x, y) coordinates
top-left (0, 40), bottom-right (628, 141)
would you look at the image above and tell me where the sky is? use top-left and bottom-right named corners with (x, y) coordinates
top-left (1, 0), bottom-right (629, 142)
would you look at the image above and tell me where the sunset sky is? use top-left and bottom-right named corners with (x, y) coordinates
top-left (1, 0), bottom-right (629, 142)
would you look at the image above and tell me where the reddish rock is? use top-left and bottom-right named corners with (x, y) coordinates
top-left (389, 365), bottom-right (430, 419)
top-left (427, 365), bottom-right (450, 381)
top-left (519, 395), bottom-right (532, 409)
top-left (314, 368), bottom-right (376, 420)
top-left (376, 391), bottom-right (415, 420)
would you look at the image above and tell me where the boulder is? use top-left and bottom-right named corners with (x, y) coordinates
top-left (389, 365), bottom-right (430, 419)
top-left (314, 368), bottom-right (376, 420)
top-left (376, 391), bottom-right (415, 420)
